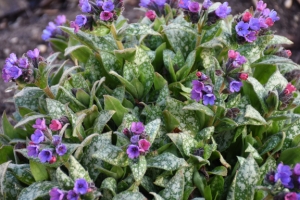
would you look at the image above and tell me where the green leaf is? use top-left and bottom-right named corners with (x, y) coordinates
top-left (183, 102), bottom-right (214, 117)
top-left (93, 110), bottom-right (115, 134)
top-left (101, 177), bottom-right (117, 196)
top-left (123, 23), bottom-right (160, 36)
top-left (197, 126), bottom-right (214, 141)
top-left (46, 98), bottom-right (66, 119)
top-left (259, 157), bottom-right (276, 183)
top-left (64, 45), bottom-right (92, 63)
top-left (29, 160), bottom-right (49, 181)
top-left (14, 87), bottom-right (44, 112)
top-left (114, 48), bottom-right (136, 62)
top-left (109, 71), bottom-right (138, 98)
top-left (129, 156), bottom-right (147, 182)
top-left (18, 181), bottom-right (58, 200)
top-left (147, 152), bottom-right (188, 171)
top-left (104, 95), bottom-right (129, 126)
top-left (145, 119), bottom-right (161, 144)
top-left (69, 155), bottom-right (92, 182)
top-left (150, 192), bottom-right (164, 200)
top-left (0, 145), bottom-right (14, 164)
top-left (0, 170), bottom-right (23, 199)
top-left (269, 35), bottom-right (293, 45)
top-left (208, 166), bottom-right (227, 176)
top-left (234, 155), bottom-right (259, 200)
top-left (49, 38), bottom-right (68, 52)
top-left (92, 143), bottom-right (129, 167)
top-left (162, 110), bottom-right (180, 132)
top-left (113, 191), bottom-right (147, 200)
top-left (2, 112), bottom-right (26, 140)
top-left (278, 146), bottom-right (300, 165)
top-left (244, 105), bottom-right (267, 125)
top-left (209, 175), bottom-right (224, 200)
top-left (46, 52), bottom-right (61, 65)
top-left (56, 167), bottom-right (74, 189)
top-left (259, 133), bottom-right (282, 155)
top-left (160, 169), bottom-right (185, 200)
top-left (245, 77), bottom-right (268, 113)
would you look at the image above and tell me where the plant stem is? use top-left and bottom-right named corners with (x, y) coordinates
top-left (43, 86), bottom-right (55, 99)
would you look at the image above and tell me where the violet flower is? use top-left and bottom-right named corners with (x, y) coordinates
top-left (294, 163), bottom-right (300, 175)
top-left (38, 149), bottom-right (53, 163)
top-left (70, 21), bottom-right (80, 33)
top-left (18, 57), bottom-right (29, 68)
top-left (139, 0), bottom-right (151, 8)
top-left (191, 89), bottom-right (202, 102)
top-left (202, 0), bottom-right (212, 10)
top-left (27, 48), bottom-right (40, 59)
top-left (102, 1), bottom-right (115, 12)
top-left (215, 2), bottom-right (231, 19)
top-left (130, 135), bottom-right (140, 144)
top-left (31, 129), bottom-right (45, 144)
top-left (275, 163), bottom-right (293, 188)
top-left (74, 178), bottom-right (88, 195)
top-left (32, 118), bottom-right (47, 131)
top-left (56, 144), bottom-right (67, 156)
top-left (178, 0), bottom-right (189, 9)
top-left (127, 145), bottom-right (140, 159)
top-left (96, 0), bottom-right (104, 7)
top-left (192, 80), bottom-right (204, 93)
top-left (284, 192), bottom-right (297, 200)
top-left (49, 188), bottom-right (65, 200)
top-left (100, 11), bottom-right (113, 21)
top-left (130, 122), bottom-right (145, 135)
top-left (269, 10), bottom-right (280, 22)
top-left (249, 18), bottom-right (260, 31)
top-left (229, 81), bottom-right (243, 93)
top-left (5, 53), bottom-right (18, 65)
top-left (203, 93), bottom-right (216, 105)
top-left (188, 1), bottom-right (200, 13)
top-left (81, 0), bottom-right (91, 13)
top-left (235, 21), bottom-right (249, 37)
top-left (153, 0), bottom-right (166, 7)
top-left (67, 190), bottom-right (79, 200)
top-left (55, 15), bottom-right (66, 25)
top-left (27, 145), bottom-right (39, 157)
top-left (2, 64), bottom-right (22, 82)
top-left (256, 0), bottom-right (267, 11)
top-left (52, 135), bottom-right (62, 146)
top-left (75, 15), bottom-right (87, 27)
top-left (245, 31), bottom-right (257, 43)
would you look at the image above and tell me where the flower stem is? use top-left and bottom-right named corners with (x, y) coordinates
top-left (43, 86), bottom-right (55, 99)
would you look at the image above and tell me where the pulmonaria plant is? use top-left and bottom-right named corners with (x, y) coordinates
top-left (1, 0), bottom-right (300, 200)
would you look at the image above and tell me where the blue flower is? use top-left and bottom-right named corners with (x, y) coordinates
top-left (245, 31), bottom-right (257, 43)
top-left (27, 145), bottom-right (39, 157)
top-left (139, 0), bottom-right (150, 7)
top-left (96, 0), bottom-right (104, 7)
top-left (127, 145), bottom-right (140, 159)
top-left (2, 63), bottom-right (22, 82)
top-left (56, 144), bottom-right (67, 156)
top-left (192, 80), bottom-right (204, 93)
top-left (38, 149), bottom-right (53, 163)
top-left (5, 53), bottom-right (18, 65)
top-left (179, 0), bottom-right (189, 9)
top-left (235, 21), bottom-right (249, 37)
top-left (75, 15), bottom-right (87, 27)
top-left (215, 2), bottom-right (231, 19)
top-left (229, 81), bottom-right (243, 93)
top-left (191, 89), bottom-right (202, 102)
top-left (31, 129), bottom-right (45, 144)
top-left (81, 0), bottom-right (91, 13)
top-left (275, 163), bottom-right (293, 188)
top-left (74, 178), bottom-right (88, 195)
top-left (202, 0), bottom-right (212, 10)
top-left (102, 1), bottom-right (115, 12)
top-left (154, 0), bottom-right (166, 7)
top-left (130, 135), bottom-right (140, 144)
top-left (67, 190), bottom-right (79, 200)
top-left (249, 18), bottom-right (260, 31)
top-left (269, 10), bottom-right (280, 22)
top-left (203, 93), bottom-right (216, 105)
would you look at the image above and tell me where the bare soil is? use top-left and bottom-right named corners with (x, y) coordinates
top-left (0, 0), bottom-right (299, 117)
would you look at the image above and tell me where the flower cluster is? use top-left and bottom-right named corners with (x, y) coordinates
top-left (71, 0), bottom-right (123, 33)
top-left (191, 72), bottom-right (216, 105)
top-left (50, 178), bottom-right (95, 200)
top-left (2, 48), bottom-right (40, 83)
top-left (278, 82), bottom-right (297, 110)
top-left (27, 118), bottom-right (67, 163)
top-left (207, 2), bottom-right (231, 25)
top-left (123, 122), bottom-right (151, 159)
top-left (235, 0), bottom-right (279, 43)
top-left (42, 15), bottom-right (67, 41)
top-left (140, 0), bottom-right (178, 16)
top-left (265, 163), bottom-right (300, 200)
top-left (179, 0), bottom-right (211, 24)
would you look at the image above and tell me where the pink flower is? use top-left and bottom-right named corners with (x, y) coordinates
top-left (138, 139), bottom-right (150, 152)
top-left (70, 21), bottom-right (80, 33)
top-left (145, 10), bottom-right (156, 21)
top-left (284, 83), bottom-right (296, 94)
top-left (100, 11), bottom-right (113, 21)
top-left (286, 50), bottom-right (292, 57)
top-left (228, 50), bottom-right (238, 59)
top-left (239, 73), bottom-right (248, 81)
top-left (49, 120), bottom-right (62, 131)
top-left (242, 11), bottom-right (252, 22)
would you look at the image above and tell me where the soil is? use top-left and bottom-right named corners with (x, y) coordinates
top-left (0, 0), bottom-right (299, 117)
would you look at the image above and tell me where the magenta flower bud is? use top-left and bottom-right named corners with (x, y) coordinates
top-left (138, 139), bottom-right (150, 152)
top-left (188, 1), bottom-right (200, 13)
top-left (228, 50), bottom-right (237, 59)
top-left (145, 10), bottom-right (156, 21)
top-left (49, 119), bottom-right (62, 131)
top-left (242, 11), bottom-right (252, 22)
top-left (32, 118), bottom-right (47, 131)
top-left (284, 192), bottom-right (297, 200)
top-left (100, 11), bottom-right (113, 21)
top-left (284, 83), bottom-right (296, 94)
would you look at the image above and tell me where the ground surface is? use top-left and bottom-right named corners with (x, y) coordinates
top-left (0, 0), bottom-right (299, 117)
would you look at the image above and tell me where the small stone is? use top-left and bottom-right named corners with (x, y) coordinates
top-left (10, 37), bottom-right (18, 44)
top-left (284, 0), bottom-right (292, 8)
top-left (38, 44), bottom-right (47, 53)
top-left (3, 48), bottom-right (10, 56)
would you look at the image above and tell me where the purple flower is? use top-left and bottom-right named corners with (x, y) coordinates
top-left (81, 0), bottom-right (91, 13)
top-left (202, 0), bottom-right (212, 10)
top-left (188, 1), bottom-right (200, 13)
top-left (32, 118), bottom-right (47, 131)
top-left (256, 0), bottom-right (267, 11)
top-left (203, 93), bottom-right (216, 105)
top-left (102, 1), bottom-right (115, 11)
top-left (215, 2), bottom-right (231, 19)
top-left (5, 53), bottom-right (18, 65)
top-left (154, 0), bottom-right (166, 7)
top-left (38, 149), bottom-right (53, 163)
top-left (31, 129), bottom-right (45, 144)
top-left (249, 18), bottom-right (260, 31)
top-left (55, 15), bottom-right (66, 25)
top-left (49, 188), bottom-right (65, 200)
top-left (192, 80), bottom-right (204, 93)
top-left (139, 0), bottom-right (150, 7)
top-left (27, 48), bottom-right (40, 59)
top-left (235, 54), bottom-right (247, 65)
top-left (262, 8), bottom-right (270, 17)
top-left (2, 64), bottom-right (22, 82)
top-left (245, 31), bottom-right (257, 43)
top-left (70, 21), bottom-right (80, 33)
top-left (203, 85), bottom-right (213, 93)
top-left (130, 135), bottom-right (140, 144)
top-left (42, 29), bottom-right (52, 41)
top-left (52, 135), bottom-right (62, 146)
top-left (96, 0), bottom-right (104, 7)
top-left (294, 163), bottom-right (300, 175)
top-left (100, 11), bottom-right (113, 21)
top-left (130, 122), bottom-right (145, 135)
top-left (229, 81), bottom-right (243, 93)
top-left (275, 163), bottom-right (293, 188)
top-left (191, 89), bottom-right (202, 102)
top-left (179, 0), bottom-right (189, 9)
top-left (18, 57), bottom-right (29, 68)
top-left (127, 145), bottom-right (140, 159)
top-left (269, 10), bottom-right (280, 22)
top-left (235, 21), bottom-right (249, 37)
top-left (27, 145), bottom-right (39, 157)
top-left (56, 144), bottom-right (67, 156)
top-left (75, 15), bottom-right (87, 27)
top-left (285, 192), bottom-right (297, 200)
top-left (259, 17), bottom-right (268, 28)
top-left (67, 190), bottom-right (79, 200)
top-left (74, 178), bottom-right (88, 195)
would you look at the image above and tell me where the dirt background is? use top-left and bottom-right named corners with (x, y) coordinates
top-left (0, 0), bottom-right (300, 117)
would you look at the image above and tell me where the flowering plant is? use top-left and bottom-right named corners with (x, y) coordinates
top-left (1, 0), bottom-right (300, 199)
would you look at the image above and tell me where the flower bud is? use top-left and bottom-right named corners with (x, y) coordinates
top-left (284, 83), bottom-right (296, 94)
top-left (87, 188), bottom-right (93, 193)
top-left (146, 10), bottom-right (156, 21)
top-left (49, 156), bottom-right (57, 164)
top-left (239, 73), bottom-right (248, 80)
top-left (285, 50), bottom-right (292, 57)
top-left (242, 12), bottom-right (252, 22)
top-left (228, 50), bottom-right (237, 59)
top-left (265, 17), bottom-right (274, 27)
top-left (196, 71), bottom-right (202, 77)
top-left (49, 119), bottom-right (62, 131)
